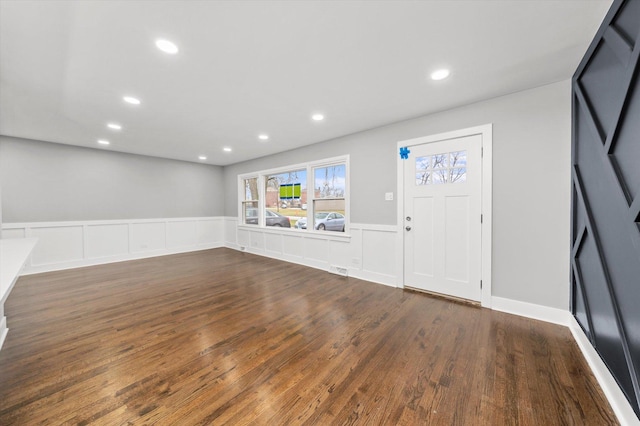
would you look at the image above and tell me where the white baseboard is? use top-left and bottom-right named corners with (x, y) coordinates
top-left (491, 296), bottom-right (570, 326)
top-left (349, 269), bottom-right (396, 288)
top-left (0, 316), bottom-right (7, 352)
top-left (569, 317), bottom-right (640, 426)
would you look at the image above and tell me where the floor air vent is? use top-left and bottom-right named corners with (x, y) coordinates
top-left (328, 265), bottom-right (349, 277)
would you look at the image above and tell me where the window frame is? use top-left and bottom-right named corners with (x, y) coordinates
top-left (237, 155), bottom-right (350, 236)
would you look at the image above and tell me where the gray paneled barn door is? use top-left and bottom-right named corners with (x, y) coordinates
top-left (571, 0), bottom-right (640, 418)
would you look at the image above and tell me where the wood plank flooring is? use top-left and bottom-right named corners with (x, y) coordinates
top-left (0, 248), bottom-right (617, 425)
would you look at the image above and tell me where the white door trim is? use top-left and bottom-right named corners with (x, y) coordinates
top-left (396, 124), bottom-right (493, 307)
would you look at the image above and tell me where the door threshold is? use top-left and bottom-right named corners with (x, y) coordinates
top-left (404, 286), bottom-right (481, 307)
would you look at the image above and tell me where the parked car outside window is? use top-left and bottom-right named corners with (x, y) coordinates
top-left (245, 208), bottom-right (291, 227)
top-left (266, 210), bottom-right (291, 227)
top-left (295, 212), bottom-right (344, 232)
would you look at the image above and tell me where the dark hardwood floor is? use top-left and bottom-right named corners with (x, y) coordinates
top-left (0, 248), bottom-right (617, 425)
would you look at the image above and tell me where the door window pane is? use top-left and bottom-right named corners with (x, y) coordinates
top-left (416, 156), bottom-right (430, 170)
top-left (450, 151), bottom-right (467, 168)
top-left (433, 169), bottom-right (448, 184)
top-left (432, 153), bottom-right (448, 169)
top-left (450, 168), bottom-right (467, 183)
top-left (416, 171), bottom-right (431, 185)
top-left (415, 150), bottom-right (468, 185)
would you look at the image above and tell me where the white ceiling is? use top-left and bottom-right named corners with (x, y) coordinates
top-left (0, 0), bottom-right (612, 166)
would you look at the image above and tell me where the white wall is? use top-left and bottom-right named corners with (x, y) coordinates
top-left (0, 136), bottom-right (225, 222)
top-left (224, 80), bottom-right (572, 310)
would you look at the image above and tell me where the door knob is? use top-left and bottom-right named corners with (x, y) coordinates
top-left (405, 226), bottom-right (412, 231)
top-left (406, 216), bottom-right (412, 221)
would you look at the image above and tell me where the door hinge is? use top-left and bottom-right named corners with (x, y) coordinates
top-left (480, 280), bottom-right (483, 289)
top-left (481, 214), bottom-right (483, 223)
top-left (481, 147), bottom-right (484, 157)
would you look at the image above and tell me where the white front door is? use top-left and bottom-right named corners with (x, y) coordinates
top-left (403, 134), bottom-right (482, 301)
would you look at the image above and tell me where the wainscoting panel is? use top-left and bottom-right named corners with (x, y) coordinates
top-left (30, 226), bottom-right (84, 266)
top-left (265, 232), bottom-right (283, 256)
top-left (362, 228), bottom-right (396, 278)
top-left (166, 220), bottom-right (199, 249)
top-left (223, 218), bottom-right (238, 249)
top-left (328, 239), bottom-right (351, 271)
top-left (249, 230), bottom-right (265, 251)
top-left (282, 234), bottom-right (304, 260)
top-left (198, 219), bottom-right (222, 245)
top-left (86, 224), bottom-right (129, 259)
top-left (236, 228), bottom-right (249, 249)
top-left (303, 237), bottom-right (329, 268)
top-left (2, 218), bottom-right (224, 274)
top-left (130, 222), bottom-right (166, 252)
top-left (229, 219), bottom-right (397, 287)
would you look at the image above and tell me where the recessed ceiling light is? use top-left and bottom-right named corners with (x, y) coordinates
top-left (123, 96), bottom-right (141, 105)
top-left (223, 147), bottom-right (232, 152)
top-left (198, 155), bottom-right (207, 160)
top-left (258, 134), bottom-right (269, 141)
top-left (312, 114), bottom-right (324, 121)
top-left (107, 123), bottom-right (122, 130)
top-left (155, 39), bottom-right (179, 55)
top-left (98, 140), bottom-right (110, 145)
top-left (430, 69), bottom-right (450, 81)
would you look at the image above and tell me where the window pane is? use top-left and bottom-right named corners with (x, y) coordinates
top-left (433, 169), bottom-right (448, 184)
top-left (416, 171), bottom-right (431, 185)
top-left (313, 164), bottom-right (346, 232)
top-left (244, 178), bottom-right (258, 200)
top-left (416, 156), bottom-right (430, 170)
top-left (450, 168), bottom-right (467, 183)
top-left (432, 153), bottom-right (448, 169)
top-left (242, 201), bottom-right (258, 225)
top-left (312, 199), bottom-right (346, 232)
top-left (265, 169), bottom-right (306, 229)
top-left (450, 151), bottom-right (467, 168)
top-left (314, 165), bottom-right (346, 199)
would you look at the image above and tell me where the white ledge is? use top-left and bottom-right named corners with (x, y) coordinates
top-left (1, 238), bottom-right (37, 304)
